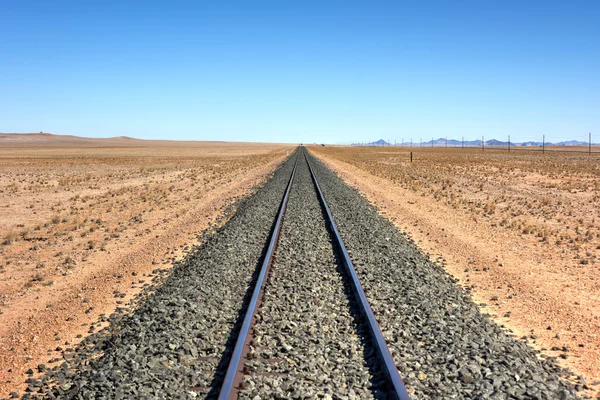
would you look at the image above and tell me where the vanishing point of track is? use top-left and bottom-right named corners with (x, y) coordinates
top-left (217, 148), bottom-right (411, 399)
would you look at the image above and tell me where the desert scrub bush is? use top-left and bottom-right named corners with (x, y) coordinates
top-left (541, 196), bottom-right (553, 206)
top-left (2, 232), bottom-right (19, 245)
top-left (71, 218), bottom-right (85, 230)
top-left (521, 224), bottom-right (535, 235)
top-left (483, 202), bottom-right (496, 215)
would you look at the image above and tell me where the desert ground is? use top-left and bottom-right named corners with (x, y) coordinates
top-left (0, 134), bottom-right (293, 395)
top-left (2, 136), bottom-right (599, 397)
top-left (311, 145), bottom-right (600, 395)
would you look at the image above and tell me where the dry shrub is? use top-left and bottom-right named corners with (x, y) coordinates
top-left (2, 232), bottom-right (19, 245)
top-left (483, 202), bottom-right (496, 214)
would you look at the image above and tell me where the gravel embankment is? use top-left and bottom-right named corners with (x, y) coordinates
top-left (13, 154), bottom-right (297, 399)
top-left (306, 150), bottom-right (580, 400)
top-left (13, 147), bottom-right (583, 400)
top-left (241, 156), bottom-right (382, 399)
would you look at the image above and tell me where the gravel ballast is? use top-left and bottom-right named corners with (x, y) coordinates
top-left (14, 147), bottom-right (583, 399)
top-left (16, 153), bottom-right (297, 399)
top-left (306, 150), bottom-right (580, 399)
top-left (240, 155), bottom-right (383, 399)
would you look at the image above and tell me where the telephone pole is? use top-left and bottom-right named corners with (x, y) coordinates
top-left (542, 134), bottom-right (545, 154)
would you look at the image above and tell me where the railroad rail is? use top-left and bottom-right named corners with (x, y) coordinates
top-left (217, 154), bottom-right (298, 398)
top-left (305, 153), bottom-right (410, 400)
top-left (217, 149), bottom-right (410, 400)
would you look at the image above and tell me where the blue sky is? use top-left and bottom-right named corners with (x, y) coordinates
top-left (1, 1), bottom-right (598, 143)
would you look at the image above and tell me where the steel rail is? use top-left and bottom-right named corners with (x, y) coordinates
top-left (217, 155), bottom-right (298, 400)
top-left (304, 151), bottom-right (411, 400)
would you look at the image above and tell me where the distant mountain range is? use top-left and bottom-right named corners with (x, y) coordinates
top-left (359, 138), bottom-right (597, 147)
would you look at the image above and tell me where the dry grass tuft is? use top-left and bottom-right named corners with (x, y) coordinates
top-left (2, 232), bottom-right (19, 245)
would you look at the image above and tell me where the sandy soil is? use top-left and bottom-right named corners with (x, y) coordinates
top-left (0, 135), bottom-right (293, 396)
top-left (311, 146), bottom-right (600, 396)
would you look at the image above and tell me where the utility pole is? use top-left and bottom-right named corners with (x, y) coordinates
top-left (462, 136), bottom-right (464, 149)
top-left (445, 137), bottom-right (448, 148)
top-left (542, 134), bottom-right (545, 154)
top-left (590, 132), bottom-right (592, 155)
top-left (482, 136), bottom-right (484, 151)
top-left (508, 135), bottom-right (510, 152)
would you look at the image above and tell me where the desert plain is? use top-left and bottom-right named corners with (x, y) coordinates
top-left (1, 136), bottom-right (600, 397)
top-left (311, 145), bottom-right (600, 396)
top-left (0, 134), bottom-right (292, 395)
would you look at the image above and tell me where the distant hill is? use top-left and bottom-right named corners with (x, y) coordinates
top-left (368, 139), bottom-right (391, 146)
top-left (486, 139), bottom-right (508, 146)
top-left (353, 137), bottom-right (598, 147)
top-left (0, 132), bottom-right (144, 146)
top-left (422, 138), bottom-right (482, 147)
top-left (0, 132), bottom-right (282, 148)
top-left (520, 141), bottom-right (542, 147)
top-left (554, 140), bottom-right (589, 146)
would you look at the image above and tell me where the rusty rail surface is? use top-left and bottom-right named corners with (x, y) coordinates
top-left (217, 155), bottom-right (298, 400)
top-left (305, 152), bottom-right (411, 400)
top-left (217, 149), bottom-right (410, 399)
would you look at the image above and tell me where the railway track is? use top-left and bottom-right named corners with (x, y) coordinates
top-left (216, 149), bottom-right (410, 399)
top-left (23, 147), bottom-right (581, 400)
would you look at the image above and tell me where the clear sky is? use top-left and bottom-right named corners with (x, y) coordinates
top-left (1, 1), bottom-right (598, 144)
